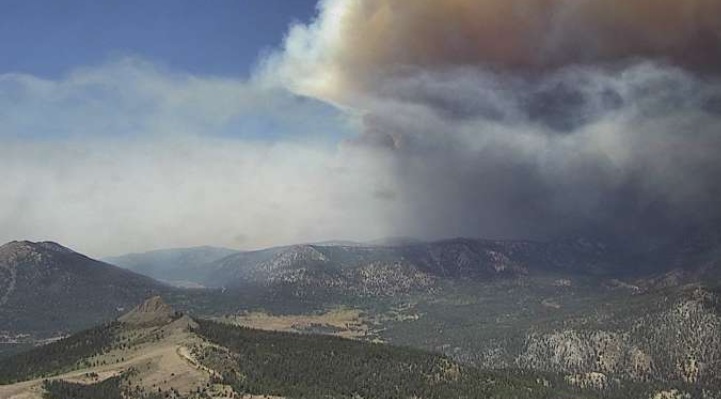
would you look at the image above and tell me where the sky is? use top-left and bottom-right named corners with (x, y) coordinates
top-left (2, 0), bottom-right (721, 258)
top-left (0, 0), bottom-right (393, 256)
top-left (0, 0), bottom-right (318, 78)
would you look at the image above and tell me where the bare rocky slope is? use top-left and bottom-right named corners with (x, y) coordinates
top-left (515, 286), bottom-right (721, 389)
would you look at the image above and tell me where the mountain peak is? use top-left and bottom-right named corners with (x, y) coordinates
top-left (1, 240), bottom-right (76, 255)
top-left (118, 296), bottom-right (176, 327)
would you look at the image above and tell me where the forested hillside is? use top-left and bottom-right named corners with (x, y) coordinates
top-left (191, 319), bottom-right (596, 399)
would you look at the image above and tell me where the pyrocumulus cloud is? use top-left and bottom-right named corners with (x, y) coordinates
top-left (262, 0), bottom-right (721, 245)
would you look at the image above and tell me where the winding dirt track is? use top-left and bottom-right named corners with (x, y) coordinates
top-left (0, 333), bottom-right (203, 399)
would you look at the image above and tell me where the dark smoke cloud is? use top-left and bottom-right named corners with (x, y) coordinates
top-left (361, 64), bottom-right (721, 241)
top-left (264, 0), bottom-right (721, 245)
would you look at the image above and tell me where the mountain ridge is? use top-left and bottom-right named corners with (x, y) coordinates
top-left (0, 240), bottom-right (168, 338)
top-left (105, 231), bottom-right (721, 295)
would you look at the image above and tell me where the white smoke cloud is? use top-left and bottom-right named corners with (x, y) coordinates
top-left (0, 59), bottom-right (400, 256)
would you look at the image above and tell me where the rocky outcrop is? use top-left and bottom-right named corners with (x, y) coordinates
top-left (119, 296), bottom-right (176, 327)
top-left (518, 330), bottom-right (653, 380)
top-left (515, 287), bottom-right (721, 387)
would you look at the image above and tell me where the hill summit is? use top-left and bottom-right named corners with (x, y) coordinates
top-left (0, 240), bottom-right (167, 337)
top-left (118, 296), bottom-right (176, 327)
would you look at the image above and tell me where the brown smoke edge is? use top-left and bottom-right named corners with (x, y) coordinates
top-left (328, 0), bottom-right (721, 73)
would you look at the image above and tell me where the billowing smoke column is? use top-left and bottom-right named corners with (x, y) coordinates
top-left (266, 0), bottom-right (721, 245)
top-left (270, 0), bottom-right (721, 102)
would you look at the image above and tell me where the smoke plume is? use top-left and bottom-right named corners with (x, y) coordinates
top-left (264, 0), bottom-right (721, 244)
top-left (267, 0), bottom-right (721, 102)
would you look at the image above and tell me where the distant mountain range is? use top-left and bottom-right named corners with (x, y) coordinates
top-left (104, 238), bottom-right (614, 291)
top-left (4, 232), bottom-right (721, 335)
top-left (103, 233), bottom-right (721, 295)
top-left (103, 246), bottom-right (238, 287)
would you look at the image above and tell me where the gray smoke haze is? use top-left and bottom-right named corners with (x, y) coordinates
top-left (264, 0), bottom-right (721, 243)
top-left (0, 60), bottom-right (401, 256)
